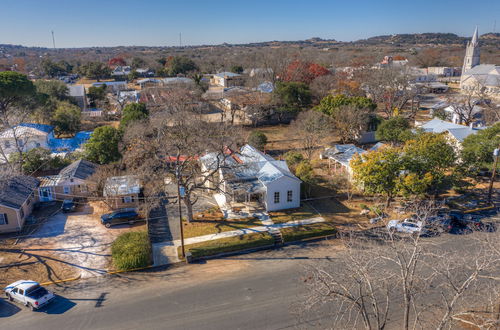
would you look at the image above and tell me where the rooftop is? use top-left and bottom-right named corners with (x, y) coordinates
top-left (104, 176), bottom-right (141, 196)
top-left (0, 176), bottom-right (39, 209)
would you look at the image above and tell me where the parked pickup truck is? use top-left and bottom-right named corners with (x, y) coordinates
top-left (4, 280), bottom-right (55, 311)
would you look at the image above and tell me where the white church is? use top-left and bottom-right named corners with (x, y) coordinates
top-left (460, 27), bottom-right (500, 96)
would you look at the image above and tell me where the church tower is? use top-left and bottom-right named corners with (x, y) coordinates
top-left (462, 26), bottom-right (480, 74)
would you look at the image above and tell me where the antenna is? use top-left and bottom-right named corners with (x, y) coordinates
top-left (51, 30), bottom-right (56, 49)
top-left (494, 20), bottom-right (497, 33)
top-left (179, 32), bottom-right (182, 47)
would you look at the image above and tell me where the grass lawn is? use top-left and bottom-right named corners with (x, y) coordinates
top-left (179, 232), bottom-right (274, 259)
top-left (268, 203), bottom-right (320, 224)
top-left (281, 222), bottom-right (337, 243)
top-left (182, 208), bottom-right (262, 238)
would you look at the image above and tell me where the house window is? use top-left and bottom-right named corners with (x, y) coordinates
top-left (122, 196), bottom-right (133, 203)
top-left (19, 208), bottom-right (24, 219)
top-left (287, 190), bottom-right (293, 202)
top-left (274, 192), bottom-right (280, 204)
top-left (63, 186), bottom-right (71, 194)
top-left (0, 214), bottom-right (8, 225)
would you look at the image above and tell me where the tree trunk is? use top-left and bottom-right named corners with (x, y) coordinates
top-left (183, 197), bottom-right (194, 223)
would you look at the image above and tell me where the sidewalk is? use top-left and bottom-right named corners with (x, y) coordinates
top-left (172, 216), bottom-right (325, 247)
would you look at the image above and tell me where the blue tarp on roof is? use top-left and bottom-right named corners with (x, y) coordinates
top-left (47, 131), bottom-right (93, 152)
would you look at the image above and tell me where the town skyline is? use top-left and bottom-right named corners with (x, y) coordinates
top-left (1, 0), bottom-right (499, 48)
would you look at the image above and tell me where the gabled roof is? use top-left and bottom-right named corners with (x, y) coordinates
top-left (420, 118), bottom-right (484, 142)
top-left (0, 124), bottom-right (53, 139)
top-left (59, 159), bottom-right (97, 180)
top-left (200, 144), bottom-right (300, 186)
top-left (323, 144), bottom-right (366, 167)
top-left (0, 176), bottom-right (39, 209)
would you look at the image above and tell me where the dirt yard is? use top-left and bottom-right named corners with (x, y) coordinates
top-left (0, 201), bottom-right (145, 287)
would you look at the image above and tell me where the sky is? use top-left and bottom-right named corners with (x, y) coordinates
top-left (1, 0), bottom-right (499, 48)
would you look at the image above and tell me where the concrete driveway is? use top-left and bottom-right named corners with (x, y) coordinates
top-left (21, 203), bottom-right (146, 278)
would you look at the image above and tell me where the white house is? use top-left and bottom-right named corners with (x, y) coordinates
top-left (320, 144), bottom-right (366, 179)
top-left (210, 72), bottom-right (244, 88)
top-left (68, 84), bottom-right (88, 110)
top-left (200, 144), bottom-right (301, 212)
top-left (419, 118), bottom-right (484, 149)
top-left (0, 124), bottom-right (53, 161)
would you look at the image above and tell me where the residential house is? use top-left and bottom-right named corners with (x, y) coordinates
top-left (92, 81), bottom-right (128, 94)
top-left (135, 68), bottom-right (154, 77)
top-left (419, 118), bottom-right (484, 149)
top-left (320, 144), bottom-right (366, 178)
top-left (211, 72), bottom-right (244, 88)
top-left (162, 77), bottom-right (194, 86)
top-left (68, 84), bottom-right (88, 110)
top-left (0, 124), bottom-right (53, 160)
top-left (136, 78), bottom-right (161, 89)
top-left (200, 144), bottom-right (301, 212)
top-left (0, 176), bottom-right (39, 233)
top-left (0, 123), bottom-right (91, 161)
top-left (38, 159), bottom-right (98, 202)
top-left (103, 176), bottom-right (142, 209)
top-left (111, 66), bottom-right (131, 78)
top-left (443, 104), bottom-right (483, 125)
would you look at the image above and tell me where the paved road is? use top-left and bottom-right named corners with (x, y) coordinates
top-left (1, 223), bottom-right (498, 330)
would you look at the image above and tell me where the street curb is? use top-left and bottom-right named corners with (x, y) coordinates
top-left (106, 265), bottom-right (155, 275)
top-left (40, 274), bottom-right (81, 286)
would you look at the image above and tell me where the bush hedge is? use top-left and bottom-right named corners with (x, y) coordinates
top-left (111, 231), bottom-right (152, 271)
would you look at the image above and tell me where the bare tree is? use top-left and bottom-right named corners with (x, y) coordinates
top-left (288, 110), bottom-right (333, 159)
top-left (123, 99), bottom-right (242, 222)
top-left (364, 67), bottom-right (419, 119)
top-left (300, 201), bottom-right (500, 329)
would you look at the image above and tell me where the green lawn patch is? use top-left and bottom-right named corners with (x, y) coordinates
top-left (111, 231), bottom-right (152, 271)
top-left (180, 232), bottom-right (274, 259)
top-left (269, 203), bottom-right (319, 224)
top-left (281, 222), bottom-right (337, 243)
top-left (182, 217), bottom-right (262, 238)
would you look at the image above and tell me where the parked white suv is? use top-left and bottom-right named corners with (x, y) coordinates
top-left (4, 280), bottom-right (55, 311)
top-left (387, 219), bottom-right (423, 235)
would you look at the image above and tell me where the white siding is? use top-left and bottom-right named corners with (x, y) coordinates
top-left (264, 176), bottom-right (301, 212)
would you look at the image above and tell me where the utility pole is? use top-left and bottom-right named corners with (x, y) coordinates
top-left (51, 30), bottom-right (56, 49)
top-left (176, 168), bottom-right (186, 258)
top-left (487, 147), bottom-right (500, 203)
top-left (179, 32), bottom-right (182, 48)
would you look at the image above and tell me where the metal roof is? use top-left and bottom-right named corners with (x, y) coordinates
top-left (59, 159), bottom-right (97, 180)
top-left (104, 176), bottom-right (141, 196)
top-left (0, 176), bottom-right (39, 209)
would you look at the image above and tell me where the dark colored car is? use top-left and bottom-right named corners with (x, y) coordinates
top-left (447, 210), bottom-right (485, 231)
top-left (62, 199), bottom-right (76, 213)
top-left (101, 208), bottom-right (140, 228)
top-left (419, 215), bottom-right (453, 236)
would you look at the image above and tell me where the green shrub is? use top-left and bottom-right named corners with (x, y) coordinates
top-left (359, 203), bottom-right (369, 210)
top-left (111, 231), bottom-right (151, 271)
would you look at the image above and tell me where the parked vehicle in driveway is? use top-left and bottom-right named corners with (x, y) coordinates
top-left (4, 280), bottom-right (55, 311)
top-left (387, 219), bottom-right (423, 234)
top-left (101, 208), bottom-right (140, 228)
top-left (62, 199), bottom-right (76, 213)
top-left (422, 215), bottom-right (453, 235)
top-left (447, 210), bottom-right (485, 231)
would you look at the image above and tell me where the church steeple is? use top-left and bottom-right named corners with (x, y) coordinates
top-left (462, 26), bottom-right (480, 74)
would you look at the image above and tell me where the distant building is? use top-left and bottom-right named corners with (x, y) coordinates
top-left (418, 118), bottom-right (485, 149)
top-left (211, 72), bottom-right (244, 87)
top-left (320, 144), bottom-right (366, 178)
top-left (427, 67), bottom-right (461, 77)
top-left (92, 81), bottom-right (128, 94)
top-left (111, 66), bottom-right (131, 77)
top-left (68, 84), bottom-right (87, 110)
top-left (460, 27), bottom-right (500, 96)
